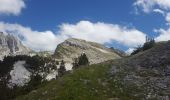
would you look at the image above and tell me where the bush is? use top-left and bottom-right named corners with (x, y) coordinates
top-left (131, 46), bottom-right (142, 55)
top-left (143, 39), bottom-right (155, 51)
top-left (131, 38), bottom-right (155, 55)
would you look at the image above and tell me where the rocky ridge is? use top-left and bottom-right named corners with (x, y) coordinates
top-left (0, 32), bottom-right (31, 60)
top-left (54, 38), bottom-right (121, 65)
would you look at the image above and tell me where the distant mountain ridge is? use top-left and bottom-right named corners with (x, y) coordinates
top-left (0, 32), bottom-right (31, 60)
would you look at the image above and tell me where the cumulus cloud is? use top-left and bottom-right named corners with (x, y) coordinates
top-left (134, 0), bottom-right (170, 24)
top-left (59, 21), bottom-right (146, 47)
top-left (134, 0), bottom-right (170, 13)
top-left (0, 22), bottom-right (59, 51)
top-left (0, 21), bottom-right (146, 51)
top-left (126, 48), bottom-right (135, 55)
top-left (133, 0), bottom-right (170, 42)
top-left (166, 13), bottom-right (170, 24)
top-left (155, 28), bottom-right (170, 42)
top-left (153, 9), bottom-right (165, 15)
top-left (0, 0), bottom-right (25, 15)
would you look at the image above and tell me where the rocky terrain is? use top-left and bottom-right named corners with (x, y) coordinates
top-left (54, 38), bottom-right (121, 65)
top-left (15, 41), bottom-right (170, 100)
top-left (110, 41), bottom-right (170, 99)
top-left (0, 36), bottom-right (122, 88)
top-left (0, 32), bottom-right (31, 60)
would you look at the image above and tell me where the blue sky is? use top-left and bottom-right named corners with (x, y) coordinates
top-left (0, 0), bottom-right (170, 53)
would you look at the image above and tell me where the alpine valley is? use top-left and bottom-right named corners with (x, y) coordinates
top-left (0, 32), bottom-right (170, 100)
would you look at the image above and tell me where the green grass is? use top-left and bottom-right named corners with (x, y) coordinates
top-left (15, 60), bottom-right (146, 100)
top-left (15, 41), bottom-right (170, 100)
top-left (16, 63), bottom-right (113, 100)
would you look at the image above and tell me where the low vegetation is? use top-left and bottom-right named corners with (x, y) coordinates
top-left (16, 62), bottom-right (116, 100)
top-left (131, 38), bottom-right (155, 55)
top-left (0, 55), bottom-right (58, 100)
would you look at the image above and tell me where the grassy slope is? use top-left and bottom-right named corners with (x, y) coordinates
top-left (16, 41), bottom-right (170, 100)
top-left (16, 60), bottom-right (136, 100)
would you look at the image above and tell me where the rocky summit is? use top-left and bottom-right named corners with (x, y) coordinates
top-left (54, 38), bottom-right (121, 64)
top-left (0, 32), bottom-right (31, 60)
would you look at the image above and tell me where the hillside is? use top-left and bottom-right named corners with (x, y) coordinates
top-left (0, 37), bottom-right (124, 100)
top-left (54, 38), bottom-right (121, 69)
top-left (16, 41), bottom-right (170, 100)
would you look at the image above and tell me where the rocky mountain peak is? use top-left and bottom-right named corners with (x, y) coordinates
top-left (54, 38), bottom-right (121, 66)
top-left (62, 38), bottom-right (93, 49)
top-left (0, 32), bottom-right (31, 60)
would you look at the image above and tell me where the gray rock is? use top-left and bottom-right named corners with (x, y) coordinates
top-left (0, 32), bottom-right (31, 60)
top-left (54, 38), bottom-right (121, 64)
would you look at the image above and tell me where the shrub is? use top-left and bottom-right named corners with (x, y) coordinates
top-left (131, 38), bottom-right (155, 55)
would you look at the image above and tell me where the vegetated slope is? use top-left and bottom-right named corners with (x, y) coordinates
top-left (54, 38), bottom-right (121, 64)
top-left (0, 55), bottom-right (59, 100)
top-left (16, 41), bottom-right (170, 100)
top-left (16, 62), bottom-right (119, 100)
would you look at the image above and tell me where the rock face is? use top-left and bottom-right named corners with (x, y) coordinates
top-left (0, 32), bottom-right (31, 60)
top-left (109, 41), bottom-right (170, 99)
top-left (8, 61), bottom-right (31, 88)
top-left (54, 38), bottom-right (121, 64)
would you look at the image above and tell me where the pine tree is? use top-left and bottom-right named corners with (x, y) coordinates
top-left (58, 60), bottom-right (66, 77)
top-left (131, 37), bottom-right (155, 55)
top-left (72, 58), bottom-right (79, 69)
top-left (72, 53), bottom-right (89, 70)
top-left (78, 53), bottom-right (89, 66)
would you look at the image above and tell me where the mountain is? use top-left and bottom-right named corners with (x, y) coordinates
top-left (54, 38), bottom-right (121, 65)
top-left (110, 47), bottom-right (127, 57)
top-left (0, 38), bottom-right (124, 100)
top-left (0, 32), bottom-right (31, 60)
top-left (16, 41), bottom-right (170, 100)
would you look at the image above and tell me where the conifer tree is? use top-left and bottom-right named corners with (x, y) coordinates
top-left (72, 58), bottom-right (79, 69)
top-left (78, 53), bottom-right (89, 66)
top-left (58, 60), bottom-right (66, 77)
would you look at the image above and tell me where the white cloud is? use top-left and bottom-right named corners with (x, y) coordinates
top-left (166, 13), bottom-right (170, 24)
top-left (0, 21), bottom-right (146, 51)
top-left (126, 48), bottom-right (135, 55)
top-left (155, 28), bottom-right (170, 42)
top-left (59, 21), bottom-right (146, 47)
top-left (0, 0), bottom-right (25, 15)
top-left (134, 0), bottom-right (170, 42)
top-left (153, 9), bottom-right (165, 15)
top-left (134, 0), bottom-right (170, 24)
top-left (134, 0), bottom-right (170, 13)
top-left (0, 22), bottom-right (59, 51)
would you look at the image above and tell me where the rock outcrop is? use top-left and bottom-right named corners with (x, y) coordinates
top-left (54, 38), bottom-right (121, 65)
top-left (109, 41), bottom-right (170, 99)
top-left (0, 32), bottom-right (31, 60)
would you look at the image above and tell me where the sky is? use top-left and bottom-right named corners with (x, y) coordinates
top-left (0, 0), bottom-right (170, 53)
